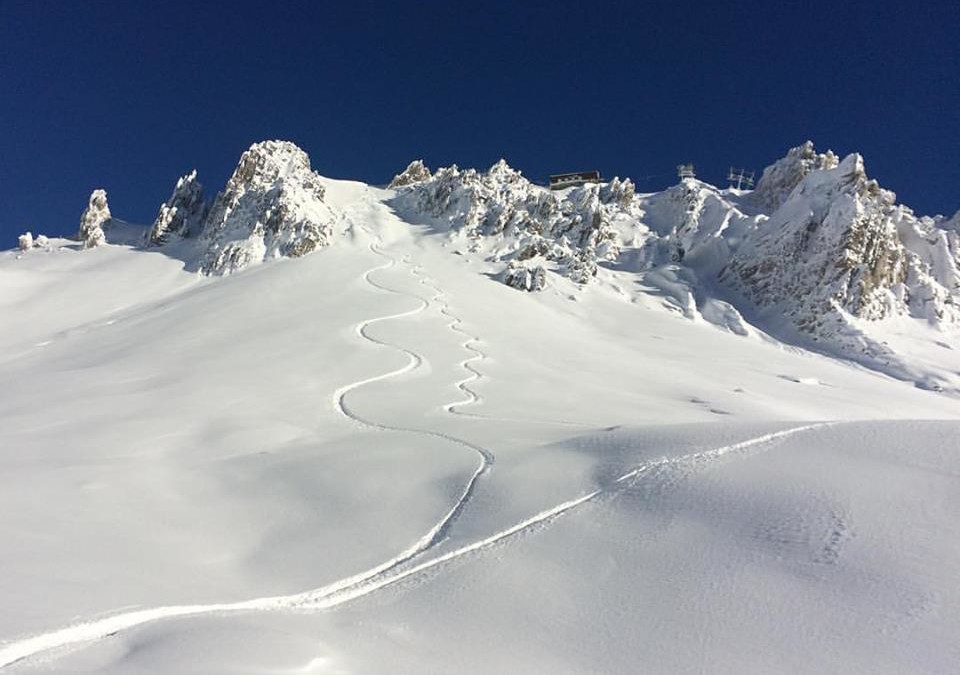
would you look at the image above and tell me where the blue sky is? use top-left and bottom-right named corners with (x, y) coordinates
top-left (2, 0), bottom-right (958, 244)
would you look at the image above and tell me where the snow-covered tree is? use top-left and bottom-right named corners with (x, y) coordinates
top-left (77, 189), bottom-right (111, 249)
top-left (18, 232), bottom-right (34, 251)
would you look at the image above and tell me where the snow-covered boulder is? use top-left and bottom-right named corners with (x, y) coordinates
top-left (147, 170), bottom-right (207, 245)
top-left (751, 141), bottom-right (839, 211)
top-left (700, 299), bottom-right (756, 337)
top-left (77, 189), bottom-right (111, 249)
top-left (388, 160), bottom-right (432, 188)
top-left (198, 141), bottom-right (335, 275)
top-left (18, 232), bottom-right (50, 252)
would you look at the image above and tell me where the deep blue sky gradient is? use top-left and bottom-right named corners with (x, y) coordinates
top-left (2, 0), bottom-right (959, 245)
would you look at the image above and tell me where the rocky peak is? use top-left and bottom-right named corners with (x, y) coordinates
top-left (77, 189), bottom-right (111, 249)
top-left (388, 160), bottom-right (432, 188)
top-left (486, 158), bottom-right (523, 184)
top-left (198, 140), bottom-right (333, 275)
top-left (147, 170), bottom-right (207, 246)
top-left (752, 141), bottom-right (840, 210)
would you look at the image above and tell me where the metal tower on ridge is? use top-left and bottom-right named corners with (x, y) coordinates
top-left (677, 163), bottom-right (696, 180)
top-left (726, 167), bottom-right (755, 190)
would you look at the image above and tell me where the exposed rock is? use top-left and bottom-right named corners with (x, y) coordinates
top-left (722, 153), bottom-right (932, 335)
top-left (147, 170), bottom-right (207, 245)
top-left (751, 141), bottom-right (839, 211)
top-left (389, 160), bottom-right (432, 188)
top-left (199, 141), bottom-right (334, 275)
top-left (393, 159), bottom-right (637, 287)
top-left (504, 261), bottom-right (547, 292)
top-left (77, 189), bottom-right (111, 249)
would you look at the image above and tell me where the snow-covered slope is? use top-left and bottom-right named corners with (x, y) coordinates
top-left (3, 143), bottom-right (960, 674)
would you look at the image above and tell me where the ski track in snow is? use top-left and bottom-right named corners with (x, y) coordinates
top-left (0, 420), bottom-right (830, 670)
top-left (404, 259), bottom-right (594, 429)
top-left (326, 220), bottom-right (494, 581)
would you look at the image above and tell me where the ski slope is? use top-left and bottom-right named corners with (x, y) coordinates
top-left (1, 179), bottom-right (959, 674)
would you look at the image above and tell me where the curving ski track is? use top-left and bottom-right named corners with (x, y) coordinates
top-left (406, 260), bottom-right (595, 430)
top-left (330, 228), bottom-right (494, 557)
top-left (0, 420), bottom-right (831, 669)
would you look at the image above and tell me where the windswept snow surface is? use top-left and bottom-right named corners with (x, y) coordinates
top-left (2, 179), bottom-right (960, 674)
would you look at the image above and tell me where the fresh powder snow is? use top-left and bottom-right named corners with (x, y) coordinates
top-left (2, 141), bottom-right (959, 674)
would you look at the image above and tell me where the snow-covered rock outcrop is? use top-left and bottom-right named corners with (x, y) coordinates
top-left (77, 189), bottom-right (111, 249)
top-left (391, 159), bottom-right (642, 288)
top-left (198, 141), bottom-right (335, 275)
top-left (388, 160), bottom-right (432, 188)
top-left (147, 170), bottom-right (207, 246)
top-left (750, 141), bottom-right (839, 211)
top-left (504, 262), bottom-right (547, 291)
top-left (895, 211), bottom-right (960, 323)
top-left (722, 152), bottom-right (959, 337)
top-left (17, 232), bottom-right (34, 251)
top-left (640, 178), bottom-right (758, 274)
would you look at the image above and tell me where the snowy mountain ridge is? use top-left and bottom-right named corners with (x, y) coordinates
top-left (13, 139), bottom-right (960, 392)
top-left (4, 139), bottom-right (960, 675)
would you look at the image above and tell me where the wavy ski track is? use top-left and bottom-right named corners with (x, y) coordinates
top-left (0, 421), bottom-right (830, 669)
top-left (405, 260), bottom-right (594, 430)
top-left (327, 229), bottom-right (495, 574)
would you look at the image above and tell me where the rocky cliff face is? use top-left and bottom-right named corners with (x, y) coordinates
top-left (198, 141), bottom-right (335, 275)
top-left (147, 170), bottom-right (207, 246)
top-left (721, 152), bottom-right (959, 335)
top-left (77, 189), bottom-right (111, 249)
